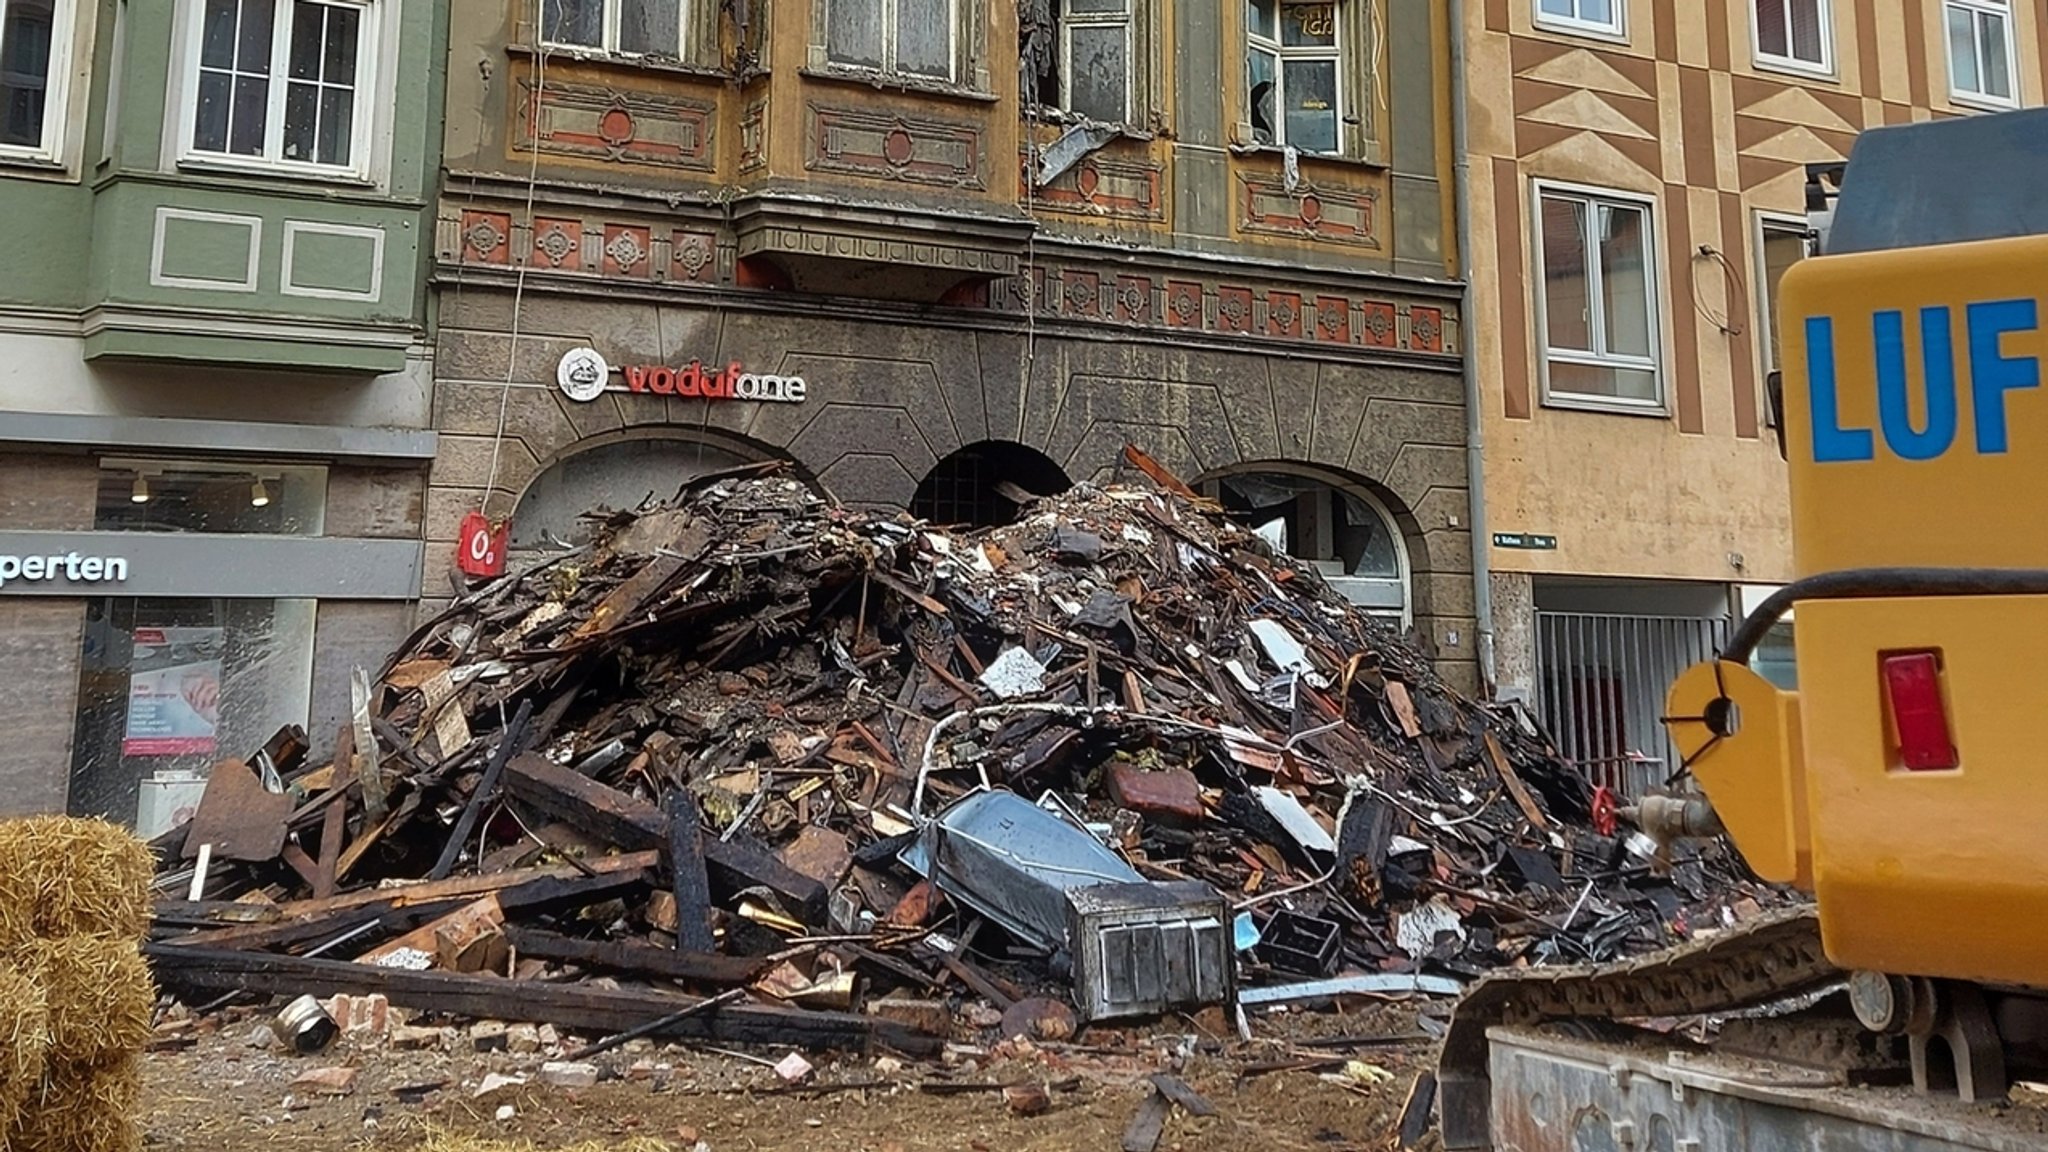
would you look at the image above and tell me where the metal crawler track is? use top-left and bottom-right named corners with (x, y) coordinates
top-left (1437, 907), bottom-right (1837, 1149)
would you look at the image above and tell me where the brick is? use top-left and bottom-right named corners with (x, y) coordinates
top-left (471, 1020), bottom-right (509, 1052)
top-left (867, 997), bottom-right (953, 1038)
top-left (292, 1066), bottom-right (359, 1095)
top-left (540, 1061), bottom-right (600, 1089)
top-left (322, 994), bottom-right (390, 1036)
top-left (1104, 764), bottom-right (1205, 823)
top-left (507, 1023), bottom-right (542, 1053)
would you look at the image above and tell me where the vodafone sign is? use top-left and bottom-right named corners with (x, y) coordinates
top-left (627, 361), bottom-right (807, 403)
top-left (556, 348), bottom-right (807, 405)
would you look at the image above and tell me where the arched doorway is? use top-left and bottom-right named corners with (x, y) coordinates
top-left (912, 440), bottom-right (1072, 528)
top-left (510, 431), bottom-right (787, 552)
top-left (1200, 466), bottom-right (1413, 625)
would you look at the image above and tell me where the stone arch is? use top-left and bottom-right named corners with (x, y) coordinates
top-left (1193, 460), bottom-right (1433, 628)
top-left (510, 427), bottom-right (810, 551)
top-left (911, 440), bottom-right (1074, 527)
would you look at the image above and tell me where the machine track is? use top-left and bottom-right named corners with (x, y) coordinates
top-left (1437, 906), bottom-right (1838, 1149)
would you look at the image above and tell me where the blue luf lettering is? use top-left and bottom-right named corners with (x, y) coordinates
top-left (1806, 298), bottom-right (2040, 462)
top-left (1875, 307), bottom-right (1957, 461)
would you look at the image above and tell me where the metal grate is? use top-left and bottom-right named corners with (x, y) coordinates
top-left (1535, 611), bottom-right (1730, 799)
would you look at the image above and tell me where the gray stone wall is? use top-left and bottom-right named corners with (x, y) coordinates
top-left (429, 290), bottom-right (1480, 690)
top-left (1491, 571), bottom-right (1537, 705)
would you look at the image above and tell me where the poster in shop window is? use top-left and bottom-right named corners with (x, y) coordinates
top-left (122, 627), bottom-right (225, 757)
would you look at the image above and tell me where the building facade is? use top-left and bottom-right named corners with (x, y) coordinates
top-left (0, 0), bottom-right (445, 822)
top-left (426, 0), bottom-right (1482, 687)
top-left (1464, 0), bottom-right (2045, 789)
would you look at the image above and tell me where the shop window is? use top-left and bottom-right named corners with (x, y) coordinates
top-left (1946, 0), bottom-right (2016, 107)
top-left (912, 441), bottom-right (1073, 529)
top-left (1026, 0), bottom-right (1159, 127)
top-left (96, 459), bottom-right (327, 536)
top-left (179, 0), bottom-right (379, 178)
top-left (1533, 0), bottom-right (1623, 39)
top-left (1533, 181), bottom-right (1663, 411)
top-left (68, 597), bottom-right (315, 824)
top-left (1752, 0), bottom-right (1830, 74)
top-left (511, 436), bottom-right (767, 551)
top-left (821, 0), bottom-right (966, 83)
top-left (0, 0), bottom-right (77, 160)
top-left (1209, 473), bottom-right (1409, 624)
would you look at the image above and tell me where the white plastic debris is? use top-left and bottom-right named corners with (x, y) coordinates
top-left (1395, 898), bottom-right (1469, 960)
top-left (774, 1052), bottom-right (815, 1083)
top-left (978, 646), bottom-right (1047, 699)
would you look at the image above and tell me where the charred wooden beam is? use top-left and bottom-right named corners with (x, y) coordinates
top-left (501, 926), bottom-right (763, 986)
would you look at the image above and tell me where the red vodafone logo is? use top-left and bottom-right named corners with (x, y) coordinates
top-left (624, 360), bottom-right (808, 403)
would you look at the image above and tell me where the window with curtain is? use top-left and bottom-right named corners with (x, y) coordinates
top-left (1534, 183), bottom-right (1662, 408)
top-left (1753, 0), bottom-right (1829, 72)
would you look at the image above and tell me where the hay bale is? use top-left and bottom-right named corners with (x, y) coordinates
top-left (6, 1055), bottom-right (140, 1152)
top-left (0, 964), bottom-right (50, 1134)
top-left (7, 939), bottom-right (153, 1066)
top-left (0, 816), bottom-right (153, 944)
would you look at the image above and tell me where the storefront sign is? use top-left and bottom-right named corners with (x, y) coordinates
top-left (455, 511), bottom-right (509, 578)
top-left (0, 552), bottom-right (129, 589)
top-left (556, 349), bottom-right (808, 404)
top-left (122, 626), bottom-right (224, 757)
top-left (557, 347), bottom-right (610, 402)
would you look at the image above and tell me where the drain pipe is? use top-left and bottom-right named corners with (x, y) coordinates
top-left (1448, 0), bottom-right (1497, 692)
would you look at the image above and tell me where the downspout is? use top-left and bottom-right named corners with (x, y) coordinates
top-left (1447, 0), bottom-right (1497, 691)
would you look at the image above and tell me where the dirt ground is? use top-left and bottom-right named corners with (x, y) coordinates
top-left (142, 1001), bottom-right (1441, 1152)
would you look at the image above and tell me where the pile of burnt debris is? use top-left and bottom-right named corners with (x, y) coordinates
top-left (144, 447), bottom-right (1780, 1066)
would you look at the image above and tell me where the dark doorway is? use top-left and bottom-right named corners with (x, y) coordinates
top-left (912, 441), bottom-right (1072, 528)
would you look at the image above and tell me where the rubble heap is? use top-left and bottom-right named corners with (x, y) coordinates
top-left (146, 455), bottom-right (1779, 1057)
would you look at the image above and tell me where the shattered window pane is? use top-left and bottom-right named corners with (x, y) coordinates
top-left (1067, 23), bottom-right (1128, 123)
top-left (1247, 0), bottom-right (1278, 40)
top-left (1247, 47), bottom-right (1277, 144)
top-left (618, 0), bottom-right (681, 55)
top-left (542, 0), bottom-right (604, 47)
top-left (67, 597), bottom-right (316, 826)
top-left (826, 0), bottom-right (884, 68)
top-left (894, 0), bottom-right (952, 78)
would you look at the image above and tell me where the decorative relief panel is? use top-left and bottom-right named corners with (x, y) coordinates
top-left (739, 101), bottom-right (767, 173)
top-left (1165, 280), bottom-right (1204, 328)
top-left (672, 231), bottom-right (719, 283)
top-left (531, 218), bottom-right (585, 270)
top-left (1062, 269), bottom-right (1103, 319)
top-left (1314, 295), bottom-right (1350, 344)
top-left (1027, 152), bottom-right (1165, 222)
top-left (1216, 286), bottom-right (1254, 333)
top-left (1360, 301), bottom-right (1397, 349)
top-left (808, 105), bottom-right (984, 189)
top-left (1114, 275), bottom-right (1153, 325)
top-left (459, 210), bottom-right (512, 265)
top-left (1264, 291), bottom-right (1304, 339)
top-left (522, 81), bottom-right (715, 171)
top-left (602, 225), bottom-right (653, 278)
top-left (1238, 176), bottom-right (1379, 248)
top-left (1408, 306), bottom-right (1444, 353)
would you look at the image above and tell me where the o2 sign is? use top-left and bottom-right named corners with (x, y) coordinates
top-left (455, 511), bottom-right (509, 578)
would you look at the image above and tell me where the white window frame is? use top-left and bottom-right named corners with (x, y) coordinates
top-left (538, 0), bottom-right (687, 59)
top-left (1751, 210), bottom-right (1810, 378)
top-left (824, 0), bottom-right (959, 83)
top-left (176, 0), bottom-right (379, 182)
top-left (1530, 179), bottom-right (1666, 414)
top-left (0, 0), bottom-right (79, 163)
top-left (1532, 0), bottom-right (1625, 41)
top-left (1945, 0), bottom-right (2020, 109)
top-left (1750, 0), bottom-right (1833, 77)
top-left (1058, 0), bottom-right (1131, 124)
top-left (1246, 0), bottom-right (1345, 155)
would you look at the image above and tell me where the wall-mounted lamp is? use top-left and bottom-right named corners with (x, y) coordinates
top-left (250, 478), bottom-right (272, 508)
top-left (130, 473), bottom-right (150, 504)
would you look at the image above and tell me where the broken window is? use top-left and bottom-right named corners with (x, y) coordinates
top-left (825, 0), bottom-right (956, 81)
top-left (1027, 0), bottom-right (1134, 124)
top-left (1245, 0), bottom-right (1348, 155)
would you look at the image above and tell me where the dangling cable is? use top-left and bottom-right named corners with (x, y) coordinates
top-left (481, 0), bottom-right (552, 521)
